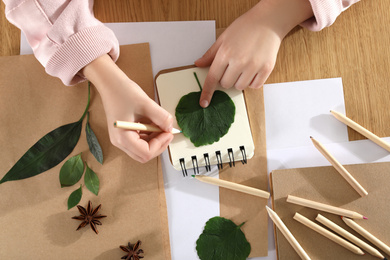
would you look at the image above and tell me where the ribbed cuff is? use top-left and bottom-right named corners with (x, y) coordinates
top-left (45, 25), bottom-right (120, 86)
top-left (300, 0), bottom-right (343, 31)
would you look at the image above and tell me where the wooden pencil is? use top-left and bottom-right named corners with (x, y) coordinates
top-left (193, 175), bottom-right (269, 199)
top-left (114, 120), bottom-right (182, 134)
top-left (310, 136), bottom-right (368, 197)
top-left (294, 213), bottom-right (364, 255)
top-left (287, 195), bottom-right (367, 219)
top-left (316, 214), bottom-right (385, 259)
top-left (342, 217), bottom-right (390, 256)
top-left (266, 206), bottom-right (311, 260)
top-left (330, 110), bottom-right (390, 152)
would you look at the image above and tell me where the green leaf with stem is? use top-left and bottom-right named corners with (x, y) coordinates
top-left (68, 185), bottom-right (82, 210)
top-left (196, 216), bottom-right (251, 260)
top-left (86, 112), bottom-right (103, 164)
top-left (0, 83), bottom-right (91, 185)
top-left (175, 72), bottom-right (235, 147)
top-left (84, 163), bottom-right (99, 195)
top-left (59, 153), bottom-right (84, 187)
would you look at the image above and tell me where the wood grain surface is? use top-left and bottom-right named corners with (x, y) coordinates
top-left (1, 0), bottom-right (389, 140)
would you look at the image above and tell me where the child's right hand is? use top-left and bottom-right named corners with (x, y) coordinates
top-left (196, 0), bottom-right (314, 108)
top-left (83, 54), bottom-right (174, 163)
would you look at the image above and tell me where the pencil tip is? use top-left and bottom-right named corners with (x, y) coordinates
top-left (191, 175), bottom-right (195, 178)
top-left (363, 216), bottom-right (368, 220)
top-left (172, 128), bottom-right (182, 134)
top-left (340, 216), bottom-right (343, 219)
top-left (383, 257), bottom-right (387, 260)
top-left (113, 122), bottom-right (117, 127)
top-left (310, 136), bottom-right (313, 139)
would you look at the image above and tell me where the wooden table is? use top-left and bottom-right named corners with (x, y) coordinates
top-left (1, 0), bottom-right (390, 140)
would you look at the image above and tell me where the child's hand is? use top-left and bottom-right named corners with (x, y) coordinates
top-left (195, 0), bottom-right (313, 108)
top-left (195, 7), bottom-right (281, 108)
top-left (83, 55), bottom-right (174, 163)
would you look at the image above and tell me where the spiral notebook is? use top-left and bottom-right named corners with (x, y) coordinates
top-left (155, 66), bottom-right (254, 174)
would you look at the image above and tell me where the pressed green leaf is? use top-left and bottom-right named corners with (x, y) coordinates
top-left (68, 185), bottom-right (82, 210)
top-left (0, 122), bottom-right (83, 184)
top-left (59, 153), bottom-right (84, 187)
top-left (196, 216), bottom-right (251, 260)
top-left (0, 84), bottom-right (91, 185)
top-left (86, 113), bottom-right (103, 164)
top-left (176, 90), bottom-right (235, 147)
top-left (84, 163), bottom-right (99, 195)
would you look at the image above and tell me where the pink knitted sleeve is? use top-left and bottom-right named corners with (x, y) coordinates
top-left (301, 0), bottom-right (360, 31)
top-left (3, 0), bottom-right (119, 86)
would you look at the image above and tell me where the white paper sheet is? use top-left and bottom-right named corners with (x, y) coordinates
top-left (267, 137), bottom-right (390, 172)
top-left (263, 78), bottom-right (349, 150)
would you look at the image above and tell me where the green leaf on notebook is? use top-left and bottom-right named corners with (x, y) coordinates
top-left (59, 153), bottom-right (84, 187)
top-left (84, 163), bottom-right (100, 196)
top-left (175, 72), bottom-right (235, 147)
top-left (68, 185), bottom-right (83, 210)
top-left (196, 216), bottom-right (251, 260)
top-left (0, 84), bottom-right (90, 185)
top-left (86, 112), bottom-right (103, 164)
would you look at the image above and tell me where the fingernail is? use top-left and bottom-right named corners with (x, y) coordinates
top-left (200, 100), bottom-right (209, 108)
top-left (194, 58), bottom-right (201, 66)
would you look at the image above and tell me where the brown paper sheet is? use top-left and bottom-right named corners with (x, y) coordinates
top-left (0, 43), bottom-right (170, 259)
top-left (270, 162), bottom-right (390, 260)
top-left (219, 88), bottom-right (268, 257)
top-left (214, 27), bottom-right (269, 257)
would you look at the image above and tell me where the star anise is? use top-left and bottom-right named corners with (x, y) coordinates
top-left (71, 200), bottom-right (107, 234)
top-left (119, 240), bottom-right (144, 260)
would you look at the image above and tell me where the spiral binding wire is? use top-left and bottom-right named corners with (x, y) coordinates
top-left (191, 155), bottom-right (199, 175)
top-left (204, 153), bottom-right (211, 171)
top-left (178, 146), bottom-right (247, 176)
top-left (240, 146), bottom-right (247, 164)
top-left (227, 148), bottom-right (235, 167)
top-left (180, 158), bottom-right (187, 177)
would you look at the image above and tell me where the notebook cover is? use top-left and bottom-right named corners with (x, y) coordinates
top-left (155, 66), bottom-right (254, 172)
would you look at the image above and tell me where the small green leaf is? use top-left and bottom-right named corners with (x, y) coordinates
top-left (196, 216), bottom-right (251, 260)
top-left (86, 113), bottom-right (103, 164)
top-left (176, 90), bottom-right (235, 147)
top-left (68, 185), bottom-right (82, 210)
top-left (59, 153), bottom-right (84, 187)
top-left (84, 163), bottom-right (99, 195)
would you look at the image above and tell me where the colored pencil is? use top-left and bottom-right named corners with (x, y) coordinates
top-left (193, 175), bottom-right (269, 199)
top-left (287, 195), bottom-right (367, 219)
top-left (114, 121), bottom-right (181, 134)
top-left (310, 136), bottom-right (368, 197)
top-left (330, 110), bottom-right (390, 152)
top-left (342, 217), bottom-right (390, 256)
top-left (266, 206), bottom-right (311, 260)
top-left (294, 213), bottom-right (364, 255)
top-left (316, 214), bottom-right (385, 259)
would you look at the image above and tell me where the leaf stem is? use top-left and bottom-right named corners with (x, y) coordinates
top-left (193, 72), bottom-right (202, 91)
top-left (79, 82), bottom-right (91, 121)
